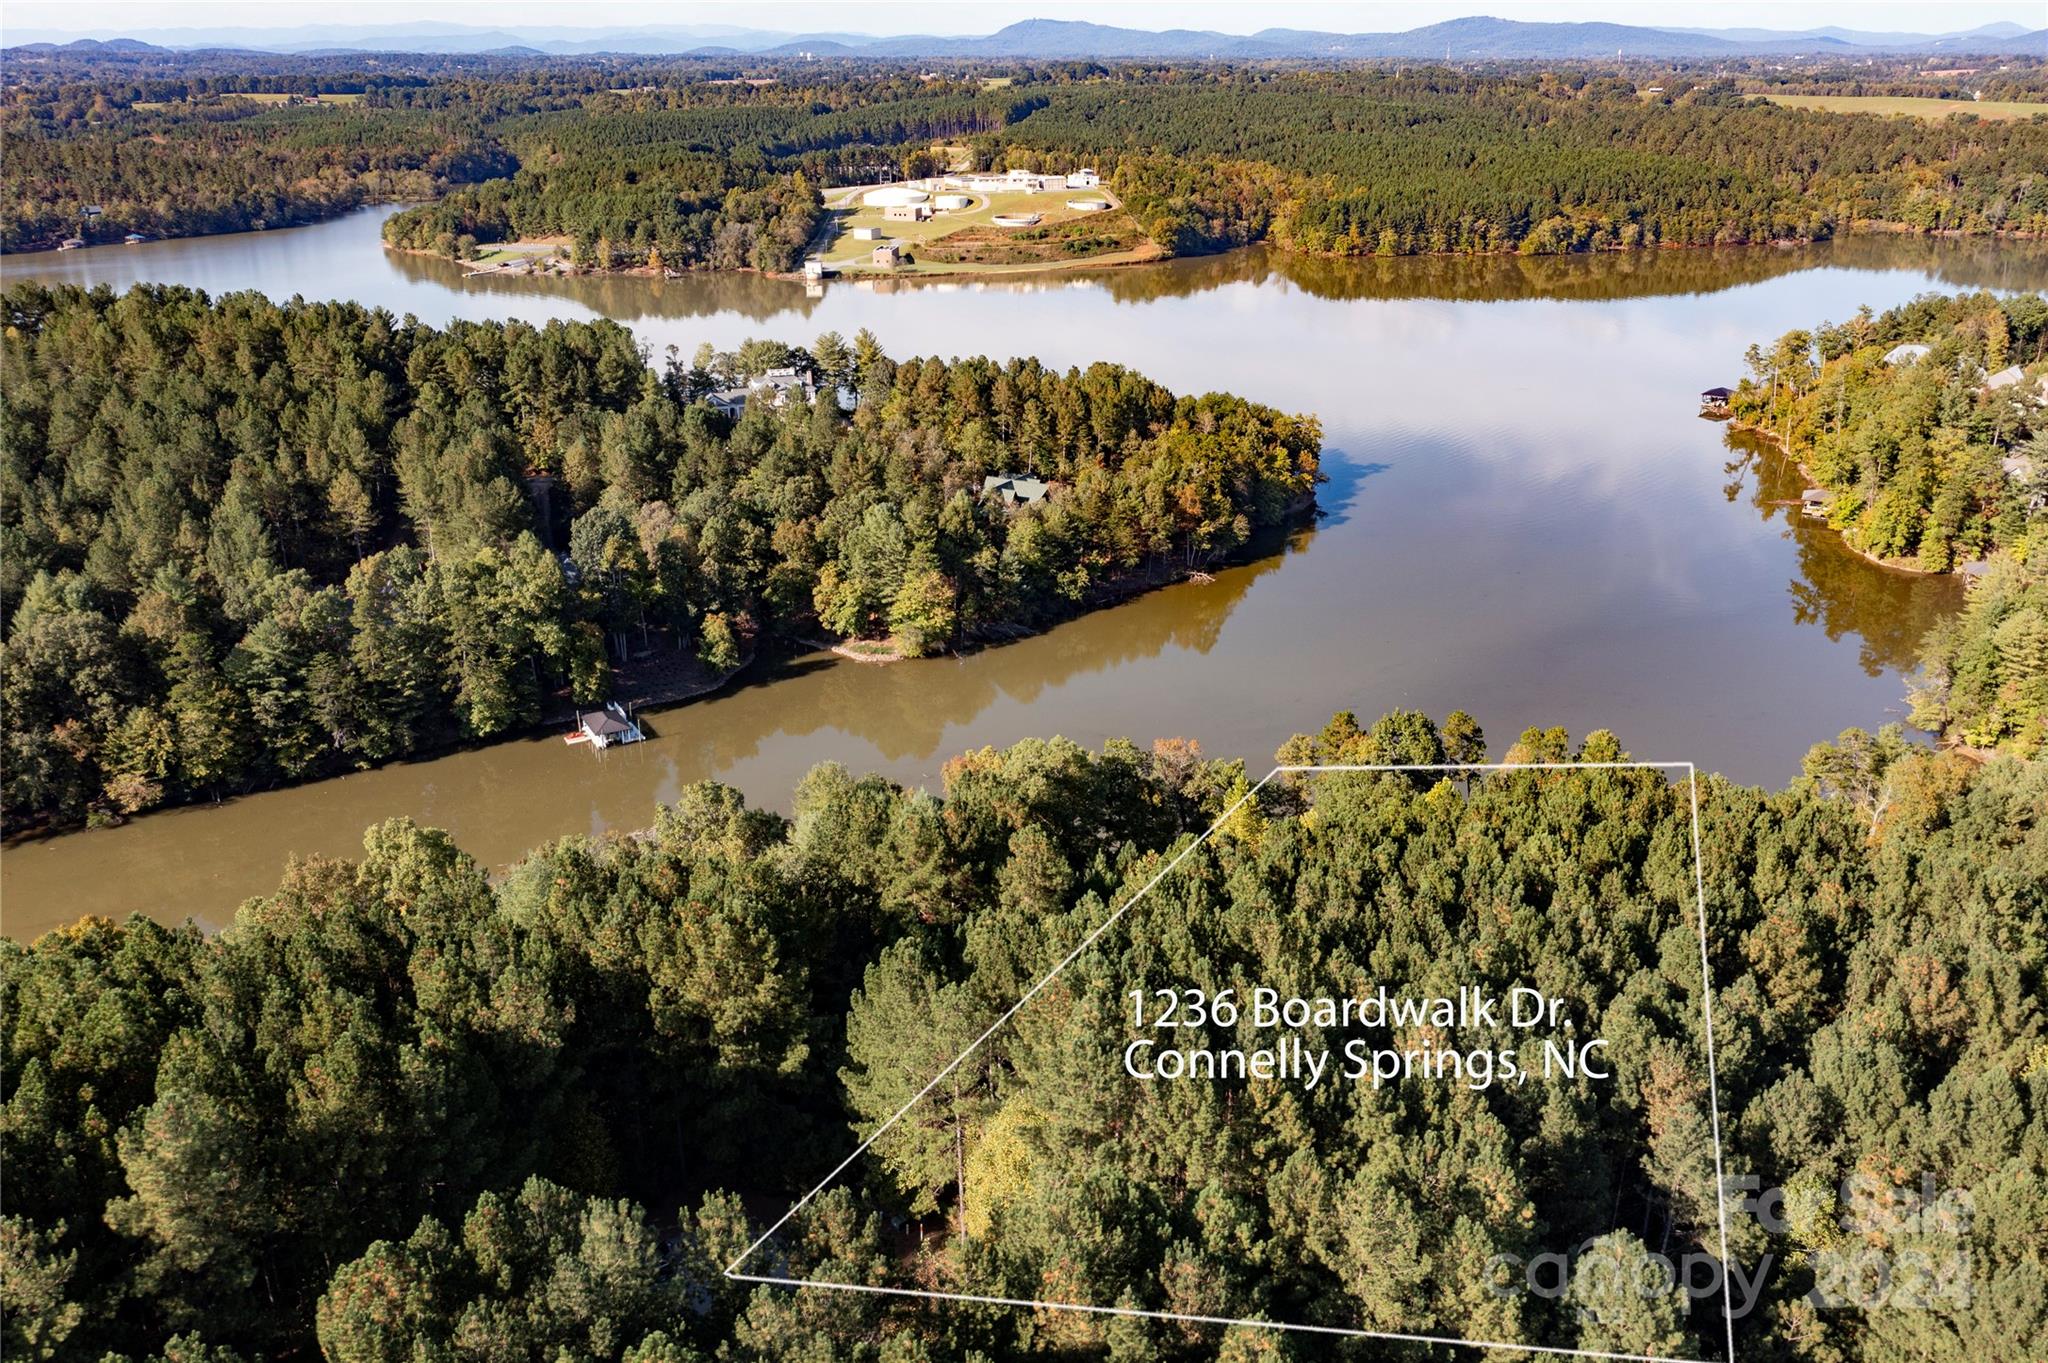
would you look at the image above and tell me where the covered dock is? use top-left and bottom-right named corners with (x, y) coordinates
top-left (567, 702), bottom-right (645, 750)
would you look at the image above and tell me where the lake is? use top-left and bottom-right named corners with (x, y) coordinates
top-left (5, 209), bottom-right (2042, 939)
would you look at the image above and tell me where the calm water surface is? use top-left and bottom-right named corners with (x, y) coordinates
top-left (5, 211), bottom-right (2042, 937)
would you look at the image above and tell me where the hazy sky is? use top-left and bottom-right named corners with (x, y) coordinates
top-left (6, 0), bottom-right (2041, 38)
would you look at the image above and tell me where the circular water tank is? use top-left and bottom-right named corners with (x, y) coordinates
top-left (934, 193), bottom-right (972, 210)
top-left (864, 186), bottom-right (930, 208)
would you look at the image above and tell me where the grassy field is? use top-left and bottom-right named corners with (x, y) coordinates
top-left (134, 92), bottom-right (365, 111)
top-left (1758, 93), bottom-right (2048, 121)
top-left (470, 238), bottom-right (567, 266)
top-left (818, 184), bottom-right (1125, 272)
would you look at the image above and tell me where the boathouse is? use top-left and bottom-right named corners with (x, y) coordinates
top-left (1698, 386), bottom-right (1733, 410)
top-left (572, 703), bottom-right (644, 750)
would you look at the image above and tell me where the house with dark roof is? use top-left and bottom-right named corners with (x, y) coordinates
top-left (571, 702), bottom-right (644, 750)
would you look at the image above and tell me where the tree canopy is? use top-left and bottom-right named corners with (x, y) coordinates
top-left (4, 713), bottom-right (2043, 1362)
top-left (0, 283), bottom-right (1319, 829)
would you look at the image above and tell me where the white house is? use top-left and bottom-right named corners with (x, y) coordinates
top-left (751, 367), bottom-right (816, 404)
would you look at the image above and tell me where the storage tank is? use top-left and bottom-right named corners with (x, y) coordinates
top-left (934, 193), bottom-right (973, 210)
top-left (864, 186), bottom-right (930, 208)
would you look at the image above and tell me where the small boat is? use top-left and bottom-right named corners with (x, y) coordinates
top-left (59, 237), bottom-right (85, 250)
top-left (124, 232), bottom-right (147, 245)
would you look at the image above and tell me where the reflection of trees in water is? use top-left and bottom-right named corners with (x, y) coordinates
top-left (1072, 236), bottom-right (2048, 306)
top-left (1723, 431), bottom-right (1964, 677)
top-left (380, 248), bottom-right (824, 324)
top-left (387, 233), bottom-right (2048, 319)
top-left (648, 536), bottom-right (1296, 770)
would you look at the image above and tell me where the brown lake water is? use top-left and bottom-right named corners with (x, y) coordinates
top-left (5, 210), bottom-right (2042, 938)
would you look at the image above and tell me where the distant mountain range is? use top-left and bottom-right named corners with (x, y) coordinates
top-left (7, 15), bottom-right (2046, 60)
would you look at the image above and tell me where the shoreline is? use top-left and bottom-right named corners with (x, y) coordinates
top-left (1726, 419), bottom-right (1953, 577)
top-left (810, 499), bottom-right (1317, 664)
top-left (339, 221), bottom-right (2048, 287)
top-left (2, 644), bottom-right (759, 847)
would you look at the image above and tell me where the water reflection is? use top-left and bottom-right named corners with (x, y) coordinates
top-left (688, 541), bottom-right (1291, 766)
top-left (22, 209), bottom-right (2044, 328)
top-left (1722, 430), bottom-right (1964, 678)
top-left (1073, 236), bottom-right (2048, 306)
top-left (381, 247), bottom-right (830, 324)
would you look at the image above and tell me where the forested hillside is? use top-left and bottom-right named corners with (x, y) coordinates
top-left (4, 714), bottom-right (2042, 1361)
top-left (9, 56), bottom-right (2048, 264)
top-left (1727, 290), bottom-right (2048, 571)
top-left (0, 98), bottom-right (513, 252)
top-left (0, 283), bottom-right (1318, 829)
top-left (998, 72), bottom-right (2048, 257)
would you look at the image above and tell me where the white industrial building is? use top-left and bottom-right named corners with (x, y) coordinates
top-left (864, 185), bottom-right (930, 208)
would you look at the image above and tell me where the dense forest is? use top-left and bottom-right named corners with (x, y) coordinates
top-left (0, 98), bottom-right (513, 252)
top-left (9, 56), bottom-right (2048, 263)
top-left (999, 71), bottom-right (2048, 257)
top-left (3, 711), bottom-right (2041, 1361)
top-left (0, 283), bottom-right (1319, 830)
top-left (1912, 554), bottom-right (2048, 757)
top-left (1726, 290), bottom-right (2048, 572)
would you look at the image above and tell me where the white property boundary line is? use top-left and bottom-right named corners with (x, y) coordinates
top-left (727, 761), bottom-right (1737, 1363)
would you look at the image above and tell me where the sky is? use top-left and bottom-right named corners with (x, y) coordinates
top-left (5, 0), bottom-right (2041, 39)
